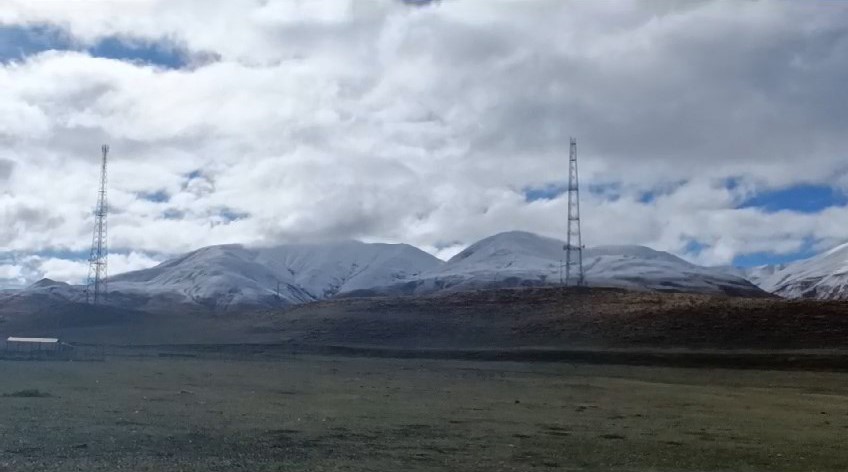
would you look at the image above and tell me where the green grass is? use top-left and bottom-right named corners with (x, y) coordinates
top-left (0, 356), bottom-right (846, 471)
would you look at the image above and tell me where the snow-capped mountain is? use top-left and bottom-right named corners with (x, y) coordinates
top-left (27, 278), bottom-right (77, 295)
top-left (102, 241), bottom-right (443, 309)
top-left (746, 242), bottom-right (848, 299)
top-left (0, 278), bottom-right (85, 317)
top-left (6, 232), bottom-right (768, 312)
top-left (371, 231), bottom-right (765, 297)
top-left (8, 241), bottom-right (445, 311)
top-left (725, 264), bottom-right (786, 288)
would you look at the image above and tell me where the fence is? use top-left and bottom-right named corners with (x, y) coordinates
top-left (0, 341), bottom-right (106, 361)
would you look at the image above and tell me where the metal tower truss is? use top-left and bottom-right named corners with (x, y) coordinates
top-left (86, 145), bottom-right (109, 304)
top-left (564, 137), bottom-right (585, 287)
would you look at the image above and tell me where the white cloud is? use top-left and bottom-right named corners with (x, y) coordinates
top-left (30, 256), bottom-right (88, 284)
top-left (0, 263), bottom-right (25, 285)
top-left (0, 251), bottom-right (162, 288)
top-left (0, 0), bottom-right (847, 285)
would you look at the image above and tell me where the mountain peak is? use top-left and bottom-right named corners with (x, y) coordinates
top-left (752, 240), bottom-right (848, 299)
top-left (450, 231), bottom-right (563, 263)
top-left (821, 241), bottom-right (848, 258)
top-left (14, 231), bottom-right (767, 311)
top-left (27, 278), bottom-right (70, 289)
top-left (427, 231), bottom-right (763, 297)
top-left (105, 239), bottom-right (443, 310)
top-left (585, 245), bottom-right (691, 266)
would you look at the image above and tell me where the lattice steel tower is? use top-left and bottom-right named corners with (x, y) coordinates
top-left (564, 137), bottom-right (585, 287)
top-left (86, 145), bottom-right (109, 304)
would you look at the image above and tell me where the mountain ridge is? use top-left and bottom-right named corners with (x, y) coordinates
top-left (374, 231), bottom-right (765, 297)
top-left (741, 241), bottom-right (848, 299)
top-left (4, 231), bottom-right (770, 311)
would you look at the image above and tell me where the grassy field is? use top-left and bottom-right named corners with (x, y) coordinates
top-left (0, 356), bottom-right (847, 471)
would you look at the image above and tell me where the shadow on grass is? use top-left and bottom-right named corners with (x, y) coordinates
top-left (2, 389), bottom-right (52, 398)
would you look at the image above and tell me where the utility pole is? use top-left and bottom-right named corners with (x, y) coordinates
top-left (86, 145), bottom-right (109, 304)
top-left (564, 138), bottom-right (585, 287)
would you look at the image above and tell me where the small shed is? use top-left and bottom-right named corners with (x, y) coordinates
top-left (5, 337), bottom-right (64, 352)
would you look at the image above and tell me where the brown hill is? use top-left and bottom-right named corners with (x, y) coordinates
top-left (2, 287), bottom-right (848, 351)
top-left (260, 287), bottom-right (847, 350)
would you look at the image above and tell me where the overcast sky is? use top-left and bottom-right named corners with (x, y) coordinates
top-left (1, 0), bottom-right (847, 287)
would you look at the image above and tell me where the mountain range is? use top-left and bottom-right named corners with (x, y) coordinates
top-left (3, 231), bottom-right (775, 312)
top-left (364, 231), bottom-right (764, 298)
top-left (8, 230), bottom-right (848, 313)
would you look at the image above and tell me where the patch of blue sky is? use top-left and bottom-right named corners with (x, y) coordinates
top-left (523, 183), bottom-right (567, 202)
top-left (524, 182), bottom-right (624, 203)
top-left (87, 35), bottom-right (188, 69)
top-left (0, 23), bottom-right (189, 69)
top-left (137, 190), bottom-right (170, 203)
top-left (637, 180), bottom-right (688, 204)
top-left (681, 237), bottom-right (817, 268)
top-left (682, 240), bottom-right (708, 255)
top-left (586, 182), bottom-right (622, 202)
top-left (738, 184), bottom-right (847, 214)
top-left (722, 176), bottom-right (744, 191)
top-left (731, 236), bottom-right (817, 267)
top-left (733, 247), bottom-right (818, 267)
top-left (0, 24), bottom-right (67, 62)
top-left (215, 207), bottom-right (249, 222)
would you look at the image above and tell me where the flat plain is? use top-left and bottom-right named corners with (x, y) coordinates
top-left (1, 355), bottom-right (847, 471)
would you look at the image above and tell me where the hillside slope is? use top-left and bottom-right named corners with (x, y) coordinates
top-left (5, 287), bottom-right (845, 351)
top-left (5, 232), bottom-right (767, 312)
top-left (105, 241), bottom-right (443, 310)
top-left (370, 232), bottom-right (766, 297)
top-left (750, 242), bottom-right (848, 299)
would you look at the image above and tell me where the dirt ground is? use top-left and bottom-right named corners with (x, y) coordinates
top-left (253, 287), bottom-right (848, 351)
top-left (5, 288), bottom-right (848, 352)
top-left (1, 355), bottom-right (847, 471)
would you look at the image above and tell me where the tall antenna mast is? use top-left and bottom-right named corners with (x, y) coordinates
top-left (564, 137), bottom-right (585, 287)
top-left (86, 144), bottom-right (109, 304)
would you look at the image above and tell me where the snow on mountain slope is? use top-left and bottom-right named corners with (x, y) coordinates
top-left (108, 245), bottom-right (307, 309)
top-left (584, 246), bottom-right (761, 295)
top-left (106, 241), bottom-right (443, 309)
top-left (253, 241), bottom-right (443, 297)
top-left (0, 278), bottom-right (86, 317)
top-left (721, 264), bottom-right (784, 287)
top-left (28, 278), bottom-right (77, 294)
top-left (6, 278), bottom-right (82, 302)
top-left (379, 231), bottom-right (765, 296)
top-left (751, 242), bottom-right (848, 299)
top-left (736, 265), bottom-right (786, 289)
top-left (8, 232), bottom-right (766, 312)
